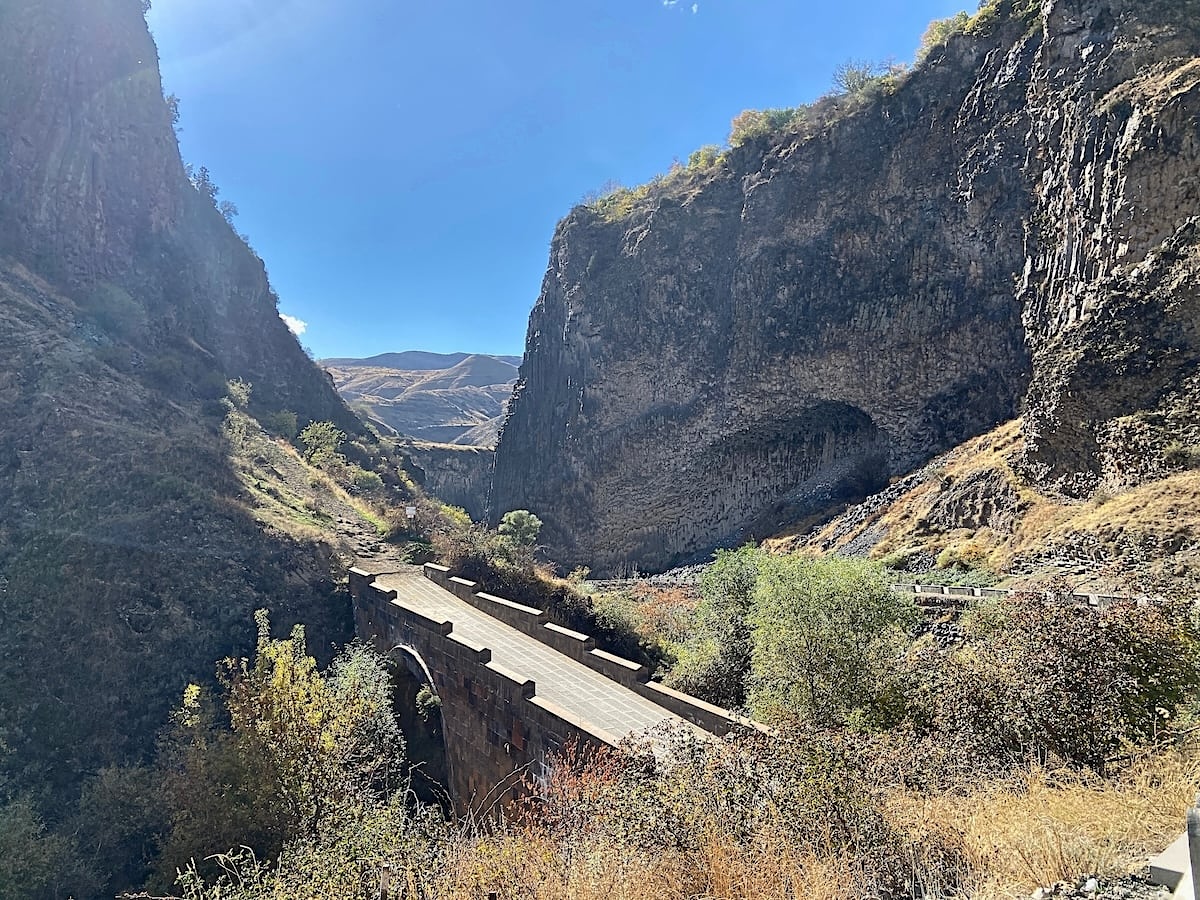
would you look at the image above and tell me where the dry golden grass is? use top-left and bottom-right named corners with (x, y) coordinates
top-left (782, 417), bottom-right (1200, 587)
top-left (437, 826), bottom-right (859, 900)
top-left (888, 751), bottom-right (1200, 898)
top-left (426, 748), bottom-right (1200, 900)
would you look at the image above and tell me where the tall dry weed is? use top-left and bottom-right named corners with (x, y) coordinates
top-left (888, 750), bottom-right (1200, 897)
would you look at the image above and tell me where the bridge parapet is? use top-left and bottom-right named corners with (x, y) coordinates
top-left (421, 563), bottom-right (749, 735)
top-left (352, 567), bottom-right (605, 812)
top-left (890, 582), bottom-right (1137, 609)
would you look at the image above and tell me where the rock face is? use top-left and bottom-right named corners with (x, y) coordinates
top-left (324, 351), bottom-right (520, 446)
top-left (0, 3), bottom-right (362, 887)
top-left (493, 0), bottom-right (1200, 575)
top-left (407, 442), bottom-right (495, 520)
top-left (0, 0), bottom-right (357, 430)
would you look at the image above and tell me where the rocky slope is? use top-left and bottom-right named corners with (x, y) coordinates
top-left (0, 2), bottom-right (368, 893)
top-left (492, 0), bottom-right (1200, 575)
top-left (324, 351), bottom-right (519, 446)
top-left (776, 418), bottom-right (1200, 592)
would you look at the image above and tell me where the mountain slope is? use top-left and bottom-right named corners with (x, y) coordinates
top-left (492, 0), bottom-right (1200, 575)
top-left (0, 3), bottom-right (372, 893)
top-left (781, 416), bottom-right (1200, 591)
top-left (325, 352), bottom-right (519, 446)
top-left (323, 350), bottom-right (521, 370)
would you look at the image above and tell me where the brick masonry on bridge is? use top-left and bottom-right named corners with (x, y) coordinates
top-left (349, 564), bottom-right (758, 814)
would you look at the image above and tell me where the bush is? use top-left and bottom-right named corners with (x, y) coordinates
top-left (1164, 441), bottom-right (1200, 470)
top-left (263, 410), bottom-right (298, 439)
top-left (910, 589), bottom-right (1200, 772)
top-left (497, 509), bottom-right (542, 547)
top-left (935, 542), bottom-right (988, 571)
top-left (728, 107), bottom-right (805, 146)
top-left (916, 11), bottom-right (970, 63)
top-left (749, 556), bottom-right (916, 726)
top-left (226, 378), bottom-right (251, 410)
top-left (349, 467), bottom-right (384, 494)
top-left (686, 144), bottom-right (723, 170)
top-left (155, 614), bottom-right (405, 884)
top-left (298, 421), bottom-right (345, 463)
top-left (668, 546), bottom-right (760, 708)
top-left (832, 60), bottom-right (884, 96)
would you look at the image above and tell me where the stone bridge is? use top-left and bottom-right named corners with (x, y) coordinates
top-left (350, 563), bottom-right (750, 813)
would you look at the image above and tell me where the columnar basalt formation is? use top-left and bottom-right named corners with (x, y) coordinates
top-left (0, 0), bottom-right (357, 427)
top-left (492, 0), bottom-right (1200, 574)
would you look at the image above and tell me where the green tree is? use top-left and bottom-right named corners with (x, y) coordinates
top-left (0, 797), bottom-right (76, 899)
top-left (497, 509), bottom-right (543, 547)
top-left (299, 420), bottom-right (345, 463)
top-left (155, 613), bottom-right (405, 884)
top-left (748, 556), bottom-right (915, 726)
top-left (667, 546), bottom-right (762, 708)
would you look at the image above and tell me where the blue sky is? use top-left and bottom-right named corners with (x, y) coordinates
top-left (148, 0), bottom-right (970, 359)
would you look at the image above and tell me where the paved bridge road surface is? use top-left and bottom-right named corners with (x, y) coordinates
top-left (371, 568), bottom-right (704, 742)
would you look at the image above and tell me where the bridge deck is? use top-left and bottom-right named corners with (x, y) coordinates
top-left (372, 570), bottom-right (698, 742)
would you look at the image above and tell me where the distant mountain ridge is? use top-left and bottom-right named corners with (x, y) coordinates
top-left (322, 350), bottom-right (522, 371)
top-left (323, 351), bottom-right (520, 447)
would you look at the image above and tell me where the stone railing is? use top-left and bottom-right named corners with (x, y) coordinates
top-left (423, 563), bottom-right (767, 737)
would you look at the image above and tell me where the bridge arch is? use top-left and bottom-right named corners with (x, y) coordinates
top-left (384, 642), bottom-right (453, 809)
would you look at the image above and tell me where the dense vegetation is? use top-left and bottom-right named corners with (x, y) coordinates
top-left (50, 553), bottom-right (1200, 900)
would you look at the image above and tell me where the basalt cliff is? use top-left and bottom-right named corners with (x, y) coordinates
top-left (492, 0), bottom-right (1200, 575)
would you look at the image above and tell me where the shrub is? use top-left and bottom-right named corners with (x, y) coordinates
top-left (687, 144), bottom-right (723, 170)
top-left (665, 546), bottom-right (761, 708)
top-left (728, 107), bottom-right (805, 146)
top-left (226, 378), bottom-right (251, 410)
top-left (911, 589), bottom-right (1200, 772)
top-left (263, 410), bottom-right (298, 439)
top-left (916, 11), bottom-right (970, 63)
top-left (155, 614), bottom-right (405, 883)
top-left (1164, 441), bottom-right (1200, 470)
top-left (497, 509), bottom-right (542, 547)
top-left (749, 555), bottom-right (916, 726)
top-left (936, 542), bottom-right (988, 571)
top-left (832, 60), bottom-right (884, 96)
top-left (349, 467), bottom-right (384, 494)
top-left (879, 547), bottom-right (921, 572)
top-left (298, 421), bottom-right (345, 463)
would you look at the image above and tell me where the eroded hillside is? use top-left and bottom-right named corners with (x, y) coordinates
top-left (324, 351), bottom-right (519, 446)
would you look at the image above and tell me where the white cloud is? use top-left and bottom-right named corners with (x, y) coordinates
top-left (280, 313), bottom-right (308, 336)
top-left (691, 3), bottom-right (698, 11)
